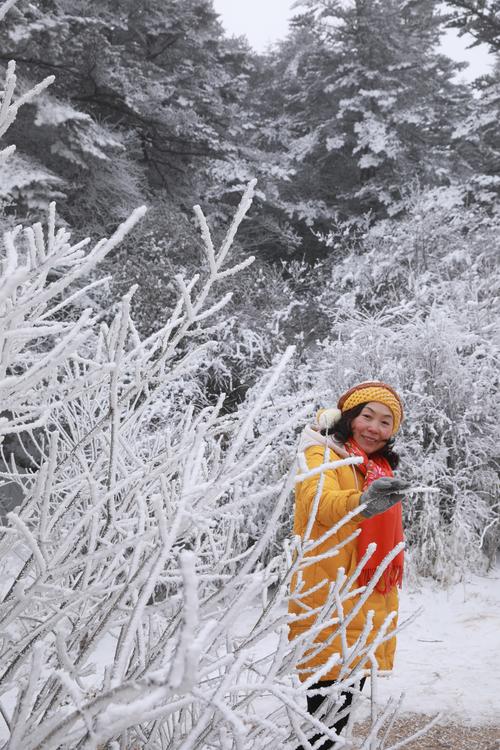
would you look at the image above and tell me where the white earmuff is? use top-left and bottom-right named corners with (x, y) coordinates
top-left (318, 408), bottom-right (342, 430)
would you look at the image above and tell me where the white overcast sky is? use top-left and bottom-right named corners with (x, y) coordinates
top-left (212, 0), bottom-right (494, 81)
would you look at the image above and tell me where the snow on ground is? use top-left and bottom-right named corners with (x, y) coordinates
top-left (358, 566), bottom-right (500, 726)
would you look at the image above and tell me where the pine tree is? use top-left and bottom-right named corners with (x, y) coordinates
top-left (258, 0), bottom-right (472, 235)
top-left (443, 2), bottom-right (500, 203)
top-left (445, 0), bottom-right (500, 50)
top-left (0, 0), bottom-right (254, 230)
top-left (451, 61), bottom-right (500, 204)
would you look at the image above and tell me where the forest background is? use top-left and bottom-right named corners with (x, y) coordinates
top-left (2, 0), bottom-right (498, 576)
top-left (0, 1), bottom-right (499, 747)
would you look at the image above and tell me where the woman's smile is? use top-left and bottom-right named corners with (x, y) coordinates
top-left (351, 402), bottom-right (394, 454)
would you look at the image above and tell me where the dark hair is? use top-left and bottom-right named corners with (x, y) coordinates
top-left (321, 402), bottom-right (400, 469)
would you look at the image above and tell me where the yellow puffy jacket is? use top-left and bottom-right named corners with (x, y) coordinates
top-left (288, 436), bottom-right (399, 682)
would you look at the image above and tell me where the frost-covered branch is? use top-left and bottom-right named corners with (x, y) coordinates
top-left (0, 185), bottom-right (429, 748)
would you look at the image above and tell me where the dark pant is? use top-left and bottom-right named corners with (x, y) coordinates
top-left (297, 677), bottom-right (367, 750)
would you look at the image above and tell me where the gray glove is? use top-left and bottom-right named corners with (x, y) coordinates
top-left (359, 477), bottom-right (409, 519)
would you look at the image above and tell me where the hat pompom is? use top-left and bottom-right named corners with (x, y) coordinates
top-left (317, 408), bottom-right (342, 430)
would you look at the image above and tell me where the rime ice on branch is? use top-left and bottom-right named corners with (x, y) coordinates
top-left (0, 190), bottom-right (431, 748)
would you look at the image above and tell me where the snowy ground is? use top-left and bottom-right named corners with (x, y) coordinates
top-left (356, 566), bottom-right (500, 726)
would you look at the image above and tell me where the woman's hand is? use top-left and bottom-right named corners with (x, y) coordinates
top-left (359, 477), bottom-right (409, 519)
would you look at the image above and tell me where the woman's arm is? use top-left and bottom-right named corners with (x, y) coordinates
top-left (297, 445), bottom-right (361, 527)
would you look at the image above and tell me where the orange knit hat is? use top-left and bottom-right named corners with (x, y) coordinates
top-left (337, 381), bottom-right (403, 434)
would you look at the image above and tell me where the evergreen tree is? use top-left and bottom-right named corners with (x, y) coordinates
top-left (451, 63), bottom-right (500, 204)
top-left (257, 0), bottom-right (472, 239)
top-left (445, 0), bottom-right (500, 50)
top-left (443, 2), bottom-right (500, 203)
top-left (0, 0), bottom-right (254, 231)
top-left (246, 25), bottom-right (339, 258)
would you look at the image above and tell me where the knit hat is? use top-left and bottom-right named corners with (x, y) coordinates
top-left (317, 381), bottom-right (403, 435)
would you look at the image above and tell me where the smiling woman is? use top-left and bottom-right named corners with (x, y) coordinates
top-left (289, 381), bottom-right (409, 749)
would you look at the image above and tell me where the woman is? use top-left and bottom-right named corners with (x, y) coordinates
top-left (289, 382), bottom-right (408, 749)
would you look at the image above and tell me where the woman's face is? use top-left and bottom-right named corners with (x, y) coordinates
top-left (350, 402), bottom-right (394, 454)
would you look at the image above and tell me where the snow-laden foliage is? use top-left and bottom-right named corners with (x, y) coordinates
top-left (3, 0), bottom-right (497, 259)
top-left (1, 4), bottom-right (497, 745)
top-left (0, 0), bottom-right (259, 233)
top-left (272, 189), bottom-right (500, 581)
top-left (247, 0), bottom-right (474, 250)
top-left (0, 68), bottom-right (146, 441)
top-left (452, 75), bottom-right (500, 205)
top-left (0, 195), bottom-right (427, 749)
top-left (445, 0), bottom-right (500, 51)
top-left (0, 47), bottom-right (437, 747)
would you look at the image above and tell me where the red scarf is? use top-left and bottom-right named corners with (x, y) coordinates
top-left (345, 438), bottom-right (404, 594)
